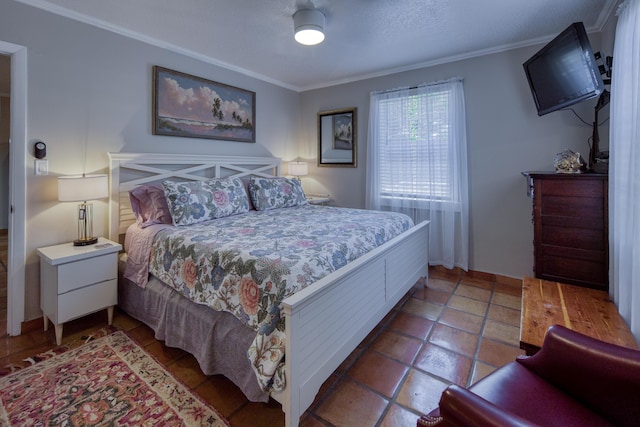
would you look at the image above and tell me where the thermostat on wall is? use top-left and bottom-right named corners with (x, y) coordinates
top-left (34, 141), bottom-right (46, 159)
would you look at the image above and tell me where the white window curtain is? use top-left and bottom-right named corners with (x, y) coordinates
top-left (610, 0), bottom-right (640, 342)
top-left (366, 78), bottom-right (469, 270)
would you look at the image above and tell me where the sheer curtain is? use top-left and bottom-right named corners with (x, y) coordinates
top-left (366, 78), bottom-right (469, 270)
top-left (610, 0), bottom-right (640, 342)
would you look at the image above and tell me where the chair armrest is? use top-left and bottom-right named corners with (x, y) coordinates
top-left (517, 324), bottom-right (640, 426)
top-left (429, 385), bottom-right (538, 427)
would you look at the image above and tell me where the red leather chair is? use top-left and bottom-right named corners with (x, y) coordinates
top-left (418, 324), bottom-right (640, 427)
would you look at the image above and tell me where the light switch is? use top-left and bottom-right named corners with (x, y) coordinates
top-left (35, 159), bottom-right (48, 175)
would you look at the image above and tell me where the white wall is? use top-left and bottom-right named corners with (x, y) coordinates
top-left (299, 35), bottom-right (607, 280)
top-left (0, 1), bottom-right (300, 321)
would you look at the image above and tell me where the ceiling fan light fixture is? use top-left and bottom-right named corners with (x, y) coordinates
top-left (293, 9), bottom-right (325, 46)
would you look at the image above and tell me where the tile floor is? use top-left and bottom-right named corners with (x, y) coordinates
top-left (0, 267), bottom-right (525, 426)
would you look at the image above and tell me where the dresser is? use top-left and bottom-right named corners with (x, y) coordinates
top-left (522, 172), bottom-right (608, 290)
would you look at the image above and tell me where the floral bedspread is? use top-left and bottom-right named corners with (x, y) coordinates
top-left (147, 205), bottom-right (413, 392)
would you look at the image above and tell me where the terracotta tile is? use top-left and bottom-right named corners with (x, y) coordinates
top-left (426, 277), bottom-right (458, 293)
top-left (470, 361), bottom-right (497, 385)
top-left (414, 344), bottom-right (472, 386)
top-left (228, 398), bottom-right (285, 427)
top-left (487, 304), bottom-right (521, 327)
top-left (460, 276), bottom-right (495, 291)
top-left (428, 323), bottom-right (478, 357)
top-left (491, 292), bottom-right (521, 310)
top-left (388, 311), bottom-right (434, 339)
top-left (361, 323), bottom-right (385, 347)
top-left (495, 282), bottom-right (523, 297)
top-left (336, 344), bottom-right (365, 373)
top-left (380, 403), bottom-right (422, 427)
top-left (429, 266), bottom-right (463, 281)
top-left (348, 350), bottom-right (408, 398)
top-left (476, 338), bottom-right (525, 367)
top-left (164, 353), bottom-right (208, 388)
top-left (125, 323), bottom-right (157, 346)
top-left (312, 372), bottom-right (341, 407)
top-left (438, 307), bottom-right (484, 334)
top-left (144, 340), bottom-right (189, 364)
top-left (447, 295), bottom-right (488, 317)
top-left (194, 375), bottom-right (247, 418)
top-left (463, 270), bottom-right (496, 283)
top-left (300, 413), bottom-right (328, 427)
top-left (59, 311), bottom-right (111, 337)
top-left (402, 298), bottom-right (443, 321)
top-left (495, 275), bottom-right (523, 288)
top-left (422, 287), bottom-right (451, 305)
top-left (0, 332), bottom-right (39, 358)
top-left (455, 283), bottom-right (492, 302)
top-left (371, 330), bottom-right (422, 364)
top-left (314, 379), bottom-right (388, 427)
top-left (0, 342), bottom-right (57, 367)
top-left (111, 310), bottom-right (142, 331)
top-left (482, 319), bottom-right (521, 346)
top-left (395, 368), bottom-right (449, 414)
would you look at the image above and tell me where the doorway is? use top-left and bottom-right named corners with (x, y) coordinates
top-left (0, 54), bottom-right (9, 336)
top-left (1, 41), bottom-right (27, 337)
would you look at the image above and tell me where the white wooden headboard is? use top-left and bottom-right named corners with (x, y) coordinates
top-left (108, 152), bottom-right (281, 241)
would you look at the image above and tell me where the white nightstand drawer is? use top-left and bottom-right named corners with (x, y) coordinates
top-left (57, 278), bottom-right (117, 323)
top-left (58, 252), bottom-right (117, 294)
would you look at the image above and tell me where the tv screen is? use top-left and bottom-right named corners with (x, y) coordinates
top-left (523, 22), bottom-right (604, 116)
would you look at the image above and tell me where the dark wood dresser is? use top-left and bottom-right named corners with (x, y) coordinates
top-left (522, 172), bottom-right (608, 291)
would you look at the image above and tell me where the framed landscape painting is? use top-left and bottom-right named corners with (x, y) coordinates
top-left (153, 66), bottom-right (256, 142)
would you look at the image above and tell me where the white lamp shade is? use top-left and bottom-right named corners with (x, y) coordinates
top-left (294, 9), bottom-right (325, 45)
top-left (58, 174), bottom-right (108, 202)
top-left (288, 161), bottom-right (308, 177)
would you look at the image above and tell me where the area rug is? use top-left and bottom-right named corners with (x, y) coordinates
top-left (0, 330), bottom-right (230, 426)
top-left (0, 326), bottom-right (117, 376)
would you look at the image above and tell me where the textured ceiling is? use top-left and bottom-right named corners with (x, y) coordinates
top-left (17, 0), bottom-right (618, 91)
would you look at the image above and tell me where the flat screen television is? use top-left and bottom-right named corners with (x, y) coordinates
top-left (523, 22), bottom-right (604, 116)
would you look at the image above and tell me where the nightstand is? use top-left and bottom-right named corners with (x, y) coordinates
top-left (37, 237), bottom-right (122, 345)
top-left (307, 195), bottom-right (331, 205)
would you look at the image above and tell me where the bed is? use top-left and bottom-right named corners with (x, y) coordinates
top-left (108, 152), bottom-right (429, 427)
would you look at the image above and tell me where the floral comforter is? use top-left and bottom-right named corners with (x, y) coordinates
top-left (146, 205), bottom-right (413, 392)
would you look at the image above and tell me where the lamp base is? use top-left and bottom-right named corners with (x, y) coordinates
top-left (73, 237), bottom-right (98, 246)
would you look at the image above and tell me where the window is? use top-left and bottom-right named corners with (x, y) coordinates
top-left (376, 88), bottom-right (454, 203)
top-left (366, 78), bottom-right (469, 270)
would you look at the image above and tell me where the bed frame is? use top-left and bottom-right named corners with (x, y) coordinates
top-left (108, 152), bottom-right (429, 427)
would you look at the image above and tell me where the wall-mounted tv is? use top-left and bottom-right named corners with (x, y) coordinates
top-left (523, 22), bottom-right (604, 116)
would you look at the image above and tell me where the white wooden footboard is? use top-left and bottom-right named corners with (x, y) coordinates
top-left (279, 220), bottom-right (429, 427)
top-left (108, 153), bottom-right (429, 426)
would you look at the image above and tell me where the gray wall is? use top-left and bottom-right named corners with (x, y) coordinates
top-left (1, 0), bottom-right (616, 321)
top-left (299, 35), bottom-right (608, 280)
top-left (0, 1), bottom-right (300, 320)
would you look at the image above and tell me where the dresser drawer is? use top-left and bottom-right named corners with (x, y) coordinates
top-left (57, 279), bottom-right (117, 323)
top-left (58, 253), bottom-right (117, 294)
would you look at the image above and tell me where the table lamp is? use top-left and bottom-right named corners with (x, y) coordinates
top-left (58, 174), bottom-right (108, 246)
top-left (288, 161), bottom-right (308, 182)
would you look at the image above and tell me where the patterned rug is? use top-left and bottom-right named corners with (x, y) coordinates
top-left (0, 330), bottom-right (230, 426)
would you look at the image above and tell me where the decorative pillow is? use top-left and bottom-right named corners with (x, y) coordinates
top-left (129, 184), bottom-right (173, 228)
top-left (248, 177), bottom-right (307, 211)
top-left (162, 177), bottom-right (250, 226)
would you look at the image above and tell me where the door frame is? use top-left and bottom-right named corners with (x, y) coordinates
top-left (1, 41), bottom-right (27, 336)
